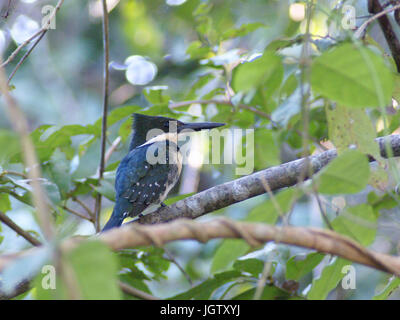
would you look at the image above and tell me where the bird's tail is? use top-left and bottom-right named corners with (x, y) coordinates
top-left (101, 208), bottom-right (125, 232)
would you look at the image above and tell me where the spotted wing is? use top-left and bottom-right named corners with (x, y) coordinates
top-left (115, 142), bottom-right (175, 217)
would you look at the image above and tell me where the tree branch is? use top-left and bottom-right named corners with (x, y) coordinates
top-left (0, 211), bottom-right (41, 246)
top-left (135, 134), bottom-right (400, 225)
top-left (94, 0), bottom-right (111, 232)
top-left (61, 205), bottom-right (93, 222)
top-left (7, 30), bottom-right (47, 84)
top-left (0, 280), bottom-right (30, 300)
top-left (360, 1), bottom-right (400, 72)
top-left (0, 0), bottom-right (65, 69)
top-left (75, 218), bottom-right (400, 276)
top-left (3, 216), bottom-right (399, 293)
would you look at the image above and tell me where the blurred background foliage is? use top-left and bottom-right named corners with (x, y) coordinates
top-left (0, 0), bottom-right (400, 300)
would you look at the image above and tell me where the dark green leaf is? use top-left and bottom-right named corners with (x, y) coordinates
top-left (307, 258), bottom-right (350, 300)
top-left (311, 43), bottom-right (393, 108)
top-left (286, 252), bottom-right (324, 281)
top-left (315, 150), bottom-right (370, 195)
top-left (233, 51), bottom-right (283, 92)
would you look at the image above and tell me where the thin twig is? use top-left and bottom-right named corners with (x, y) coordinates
top-left (95, 136), bottom-right (122, 178)
top-left (0, 30), bottom-right (44, 69)
top-left (365, 1), bottom-right (400, 72)
top-left (104, 136), bottom-right (121, 164)
top-left (312, 183), bottom-right (334, 230)
top-left (72, 197), bottom-right (94, 219)
top-left (1, 0), bottom-right (12, 19)
top-left (62, 205), bottom-right (93, 222)
top-left (7, 30), bottom-right (47, 84)
top-left (254, 176), bottom-right (287, 300)
top-left (118, 281), bottom-right (159, 300)
top-left (0, 170), bottom-right (27, 179)
top-left (355, 3), bottom-right (400, 38)
top-left (164, 248), bottom-right (193, 286)
top-left (0, 211), bottom-right (41, 246)
top-left (254, 262), bottom-right (273, 300)
top-left (94, 0), bottom-right (110, 232)
top-left (0, 0), bottom-right (64, 69)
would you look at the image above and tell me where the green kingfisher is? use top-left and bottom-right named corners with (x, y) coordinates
top-left (102, 113), bottom-right (225, 231)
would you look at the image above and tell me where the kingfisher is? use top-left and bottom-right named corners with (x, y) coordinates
top-left (102, 113), bottom-right (224, 231)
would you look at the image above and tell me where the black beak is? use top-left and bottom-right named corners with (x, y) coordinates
top-left (179, 121), bottom-right (225, 132)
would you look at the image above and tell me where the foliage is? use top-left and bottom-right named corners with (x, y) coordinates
top-left (0, 0), bottom-right (400, 300)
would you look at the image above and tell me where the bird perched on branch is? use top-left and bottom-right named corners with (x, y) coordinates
top-left (102, 113), bottom-right (224, 231)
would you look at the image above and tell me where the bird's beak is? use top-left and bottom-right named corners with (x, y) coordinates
top-left (179, 121), bottom-right (225, 132)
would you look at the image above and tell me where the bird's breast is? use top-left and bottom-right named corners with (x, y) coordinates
top-left (160, 146), bottom-right (182, 202)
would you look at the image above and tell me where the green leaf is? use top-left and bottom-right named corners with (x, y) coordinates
top-left (118, 117), bottom-right (132, 142)
top-left (233, 258), bottom-right (264, 277)
top-left (163, 192), bottom-right (194, 205)
top-left (392, 74), bottom-right (400, 103)
top-left (193, 2), bottom-right (213, 16)
top-left (311, 43), bottom-right (393, 108)
top-left (43, 149), bottom-right (72, 199)
top-left (118, 254), bottom-right (150, 281)
top-left (233, 51), bottom-right (283, 92)
top-left (4, 246), bottom-right (51, 296)
top-left (326, 105), bottom-right (381, 160)
top-left (143, 86), bottom-right (170, 104)
top-left (0, 130), bottom-right (21, 164)
top-left (315, 150), bottom-right (370, 195)
top-left (271, 87), bottom-right (302, 126)
top-left (232, 285), bottom-right (301, 300)
top-left (247, 188), bottom-right (297, 223)
top-left (247, 129), bottom-right (280, 170)
top-left (211, 188), bottom-right (297, 273)
top-left (221, 22), bottom-right (266, 40)
top-left (279, 73), bottom-right (298, 99)
top-left (373, 276), bottom-right (400, 300)
top-left (66, 241), bottom-right (121, 300)
top-left (11, 124), bottom-right (95, 163)
top-left (286, 252), bottom-right (325, 281)
top-left (186, 41), bottom-right (210, 59)
top-left (42, 180), bottom-right (62, 205)
top-left (0, 193), bottom-right (11, 212)
top-left (95, 171), bottom-right (116, 201)
top-left (307, 258), bottom-right (350, 300)
top-left (119, 275), bottom-right (152, 300)
top-left (211, 240), bottom-right (250, 274)
top-left (121, 247), bottom-right (170, 281)
top-left (169, 270), bottom-right (242, 300)
top-left (331, 204), bottom-right (377, 246)
top-left (0, 222), bottom-right (3, 245)
top-left (93, 105), bottom-right (141, 133)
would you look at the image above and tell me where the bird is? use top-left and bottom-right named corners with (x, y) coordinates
top-left (102, 113), bottom-right (225, 231)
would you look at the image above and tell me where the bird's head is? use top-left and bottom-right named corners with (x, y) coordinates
top-left (130, 113), bottom-right (225, 150)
